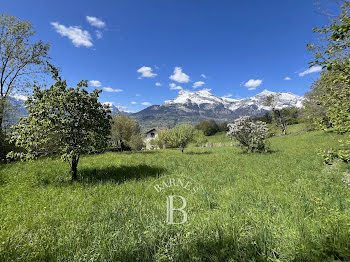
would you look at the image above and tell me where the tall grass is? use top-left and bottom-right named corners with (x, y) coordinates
top-left (0, 130), bottom-right (350, 261)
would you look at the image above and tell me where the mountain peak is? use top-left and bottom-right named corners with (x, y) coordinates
top-left (164, 89), bottom-right (222, 106)
top-left (257, 89), bottom-right (276, 96)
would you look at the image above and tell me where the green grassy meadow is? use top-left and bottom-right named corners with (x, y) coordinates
top-left (1, 129), bottom-right (350, 261)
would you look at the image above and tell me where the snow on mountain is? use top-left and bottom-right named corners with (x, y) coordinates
top-left (102, 102), bottom-right (133, 115)
top-left (132, 89), bottom-right (304, 130)
top-left (164, 89), bottom-right (227, 106)
top-left (163, 89), bottom-right (303, 111)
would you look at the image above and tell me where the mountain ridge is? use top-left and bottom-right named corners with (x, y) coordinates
top-left (130, 89), bottom-right (303, 130)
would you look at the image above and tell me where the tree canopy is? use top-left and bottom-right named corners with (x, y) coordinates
top-left (8, 64), bottom-right (111, 180)
top-left (0, 13), bottom-right (50, 130)
top-left (110, 114), bottom-right (144, 151)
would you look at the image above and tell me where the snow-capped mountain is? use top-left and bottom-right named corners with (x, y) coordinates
top-left (164, 89), bottom-right (302, 110)
top-left (131, 89), bottom-right (303, 129)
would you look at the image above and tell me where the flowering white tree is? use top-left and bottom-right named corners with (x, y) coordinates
top-left (227, 116), bottom-right (269, 153)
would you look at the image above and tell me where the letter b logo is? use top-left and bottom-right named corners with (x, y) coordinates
top-left (166, 195), bottom-right (187, 224)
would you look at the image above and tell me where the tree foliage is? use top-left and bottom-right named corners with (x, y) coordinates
top-left (307, 0), bottom-right (350, 133)
top-left (302, 76), bottom-right (332, 130)
top-left (195, 120), bottom-right (228, 136)
top-left (308, 1), bottom-right (350, 163)
top-left (0, 13), bottom-right (50, 130)
top-left (8, 65), bottom-right (111, 180)
top-left (110, 114), bottom-right (144, 151)
top-left (152, 124), bottom-right (197, 152)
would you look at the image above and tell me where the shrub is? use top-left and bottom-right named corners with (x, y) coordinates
top-left (227, 116), bottom-right (269, 153)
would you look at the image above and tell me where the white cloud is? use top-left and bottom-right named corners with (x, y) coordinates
top-left (141, 102), bottom-right (151, 106)
top-left (169, 83), bottom-right (183, 90)
top-left (89, 80), bottom-right (102, 87)
top-left (299, 65), bottom-right (322, 77)
top-left (131, 101), bottom-right (137, 104)
top-left (193, 81), bottom-right (205, 88)
top-left (51, 22), bottom-right (93, 47)
top-left (169, 67), bottom-right (190, 83)
top-left (86, 16), bottom-right (106, 28)
top-left (155, 82), bottom-right (161, 86)
top-left (244, 79), bottom-right (263, 90)
top-left (103, 87), bottom-right (123, 93)
top-left (136, 94), bottom-right (141, 97)
top-left (96, 30), bottom-right (103, 39)
top-left (200, 88), bottom-right (211, 92)
top-left (201, 74), bottom-right (206, 79)
top-left (137, 66), bottom-right (157, 78)
top-left (284, 77), bottom-right (292, 81)
top-left (222, 94), bottom-right (232, 98)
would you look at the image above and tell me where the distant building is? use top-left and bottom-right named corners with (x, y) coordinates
top-left (144, 128), bottom-right (166, 149)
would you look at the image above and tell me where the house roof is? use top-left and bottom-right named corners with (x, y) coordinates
top-left (144, 127), bottom-right (167, 134)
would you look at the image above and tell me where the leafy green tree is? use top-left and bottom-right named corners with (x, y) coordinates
top-left (0, 13), bottom-right (50, 130)
top-left (302, 77), bottom-right (331, 130)
top-left (8, 65), bottom-right (111, 181)
top-left (111, 114), bottom-right (143, 151)
top-left (153, 124), bottom-right (196, 152)
top-left (307, 1), bottom-right (350, 133)
top-left (218, 121), bottom-right (229, 132)
top-left (128, 133), bottom-right (145, 151)
top-left (308, 1), bottom-right (350, 163)
top-left (192, 129), bottom-right (208, 147)
top-left (281, 107), bottom-right (302, 125)
top-left (254, 112), bottom-right (273, 124)
top-left (195, 120), bottom-right (220, 136)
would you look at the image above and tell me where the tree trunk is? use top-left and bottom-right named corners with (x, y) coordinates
top-left (71, 156), bottom-right (79, 181)
top-left (0, 97), bottom-right (5, 133)
top-left (280, 114), bottom-right (287, 135)
top-left (273, 109), bottom-right (287, 135)
top-left (181, 147), bottom-right (184, 153)
top-left (0, 114), bottom-right (3, 134)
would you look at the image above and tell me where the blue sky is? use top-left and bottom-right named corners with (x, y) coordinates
top-left (2, 0), bottom-right (336, 112)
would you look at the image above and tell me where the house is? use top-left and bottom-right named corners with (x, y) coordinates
top-left (144, 128), bottom-right (166, 149)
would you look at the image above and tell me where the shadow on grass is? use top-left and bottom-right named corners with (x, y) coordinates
top-left (236, 149), bottom-right (279, 155)
top-left (185, 151), bottom-right (212, 155)
top-left (124, 151), bottom-right (158, 154)
top-left (78, 164), bottom-right (166, 184)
